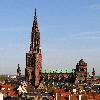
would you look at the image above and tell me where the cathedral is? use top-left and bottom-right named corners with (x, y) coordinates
top-left (25, 9), bottom-right (95, 89)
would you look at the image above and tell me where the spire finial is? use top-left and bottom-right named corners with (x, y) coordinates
top-left (35, 8), bottom-right (36, 16)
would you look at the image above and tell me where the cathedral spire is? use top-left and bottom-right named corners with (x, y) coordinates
top-left (30, 8), bottom-right (40, 52)
top-left (32, 8), bottom-right (38, 32)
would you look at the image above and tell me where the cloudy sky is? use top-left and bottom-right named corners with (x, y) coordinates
top-left (0, 0), bottom-right (100, 75)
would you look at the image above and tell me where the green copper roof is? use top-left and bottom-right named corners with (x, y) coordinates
top-left (42, 67), bottom-right (72, 73)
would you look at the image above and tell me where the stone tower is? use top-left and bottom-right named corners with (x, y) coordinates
top-left (75, 59), bottom-right (87, 84)
top-left (25, 9), bottom-right (42, 86)
top-left (92, 67), bottom-right (95, 80)
top-left (17, 64), bottom-right (21, 77)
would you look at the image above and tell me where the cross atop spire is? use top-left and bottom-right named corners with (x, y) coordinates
top-left (35, 8), bottom-right (36, 16)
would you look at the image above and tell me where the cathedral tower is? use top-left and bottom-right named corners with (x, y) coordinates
top-left (75, 59), bottom-right (87, 84)
top-left (25, 9), bottom-right (42, 86)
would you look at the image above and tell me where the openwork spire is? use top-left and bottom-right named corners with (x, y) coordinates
top-left (32, 8), bottom-right (39, 32)
top-left (30, 8), bottom-right (40, 52)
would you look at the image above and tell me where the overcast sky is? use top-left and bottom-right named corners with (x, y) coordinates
top-left (0, 0), bottom-right (100, 75)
